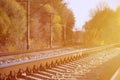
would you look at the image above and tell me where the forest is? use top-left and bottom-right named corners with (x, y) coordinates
top-left (0, 0), bottom-right (120, 52)
top-left (0, 0), bottom-right (75, 52)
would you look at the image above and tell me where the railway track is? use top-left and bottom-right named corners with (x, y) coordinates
top-left (17, 48), bottom-right (120, 80)
top-left (0, 44), bottom-right (120, 80)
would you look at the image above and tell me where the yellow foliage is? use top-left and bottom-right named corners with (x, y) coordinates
top-left (116, 7), bottom-right (120, 25)
top-left (0, 0), bottom-right (26, 50)
top-left (100, 40), bottom-right (104, 45)
top-left (0, 9), bottom-right (11, 36)
top-left (53, 14), bottom-right (61, 23)
top-left (30, 39), bottom-right (34, 44)
top-left (7, 45), bottom-right (16, 52)
top-left (44, 4), bottom-right (55, 13)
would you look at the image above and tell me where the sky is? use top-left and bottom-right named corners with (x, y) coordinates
top-left (64, 0), bottom-right (120, 30)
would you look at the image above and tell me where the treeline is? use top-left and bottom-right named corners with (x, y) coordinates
top-left (30, 0), bottom-right (75, 49)
top-left (83, 5), bottom-right (120, 46)
top-left (0, 0), bottom-right (27, 51)
top-left (0, 0), bottom-right (75, 52)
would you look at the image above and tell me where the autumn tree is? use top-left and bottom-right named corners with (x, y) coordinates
top-left (66, 10), bottom-right (75, 45)
top-left (116, 7), bottom-right (120, 26)
top-left (0, 0), bottom-right (26, 51)
top-left (48, 0), bottom-right (75, 45)
top-left (30, 0), bottom-right (75, 49)
top-left (0, 0), bottom-right (75, 51)
top-left (84, 5), bottom-right (120, 46)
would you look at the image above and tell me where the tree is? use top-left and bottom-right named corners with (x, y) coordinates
top-left (116, 7), bottom-right (120, 26)
top-left (83, 4), bottom-right (120, 46)
top-left (0, 0), bottom-right (26, 51)
top-left (30, 0), bottom-right (75, 49)
top-left (66, 10), bottom-right (75, 44)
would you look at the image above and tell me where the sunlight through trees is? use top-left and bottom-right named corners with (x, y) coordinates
top-left (84, 5), bottom-right (120, 46)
